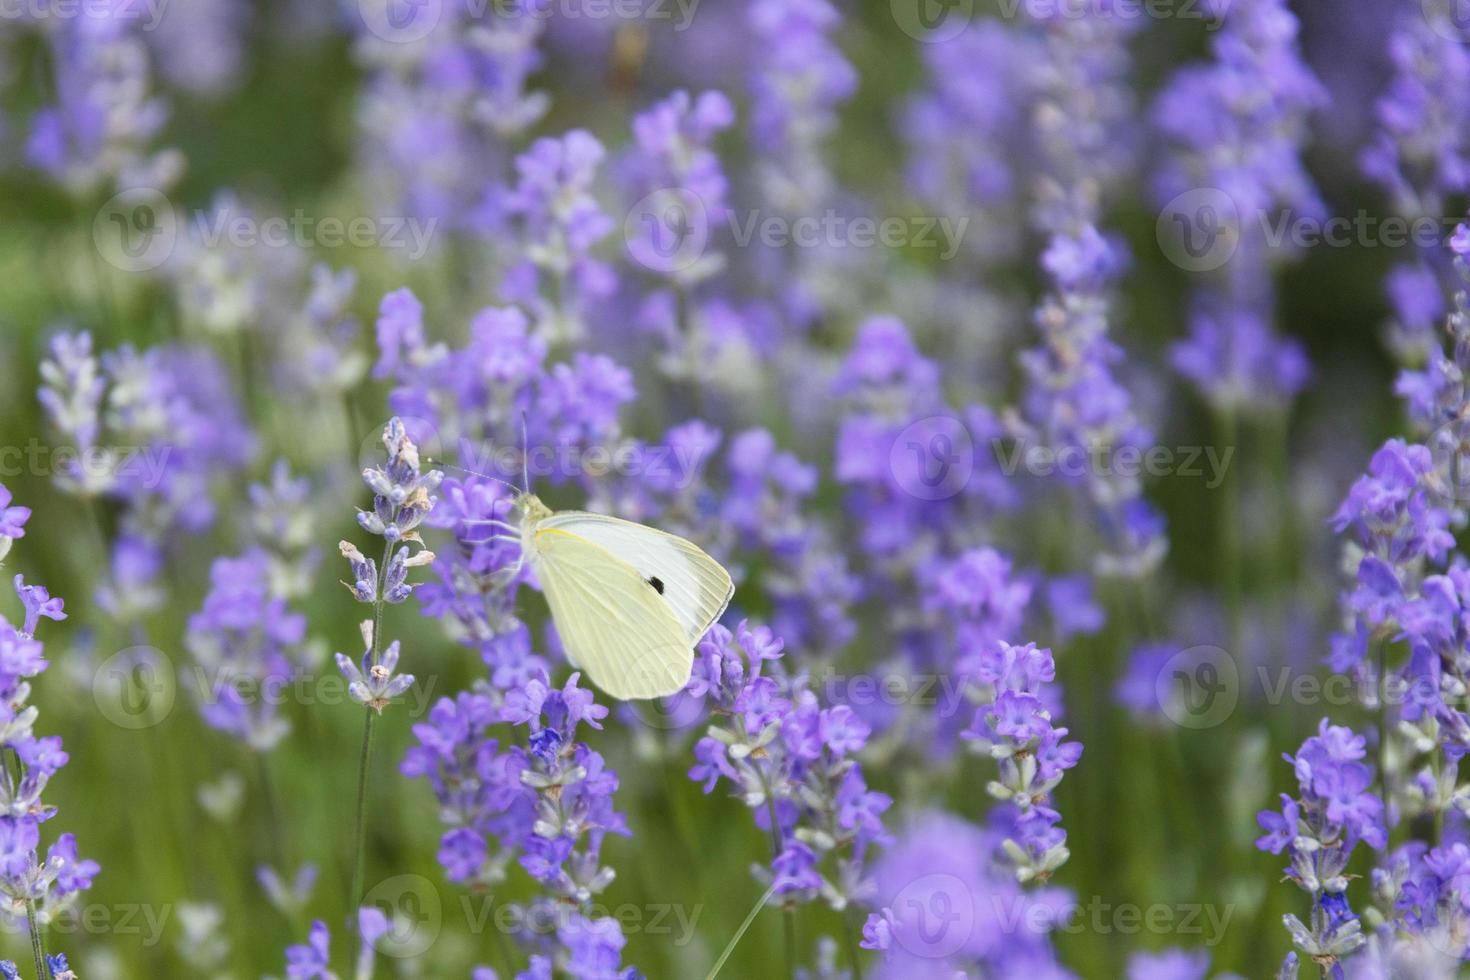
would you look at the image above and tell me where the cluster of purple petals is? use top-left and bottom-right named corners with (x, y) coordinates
top-left (23, 2), bottom-right (177, 195)
top-left (959, 642), bottom-right (1079, 883)
top-left (283, 906), bottom-right (389, 979)
top-left (0, 953), bottom-right (77, 980)
top-left (901, 22), bottom-right (1035, 266)
top-left (373, 289), bottom-right (633, 478)
top-left (1015, 4), bottom-right (1166, 579)
top-left (38, 332), bottom-right (252, 622)
top-left (746, 0), bottom-right (856, 214)
top-left (0, 488), bottom-right (98, 945)
top-left (334, 419), bottom-right (441, 713)
top-left (402, 672), bottom-right (640, 978)
top-left (1256, 720), bottom-right (1386, 974)
top-left (185, 549), bottom-right (307, 751)
top-left (1281, 215), bottom-right (1470, 973)
top-left (496, 131), bottom-right (618, 346)
top-left (619, 88), bottom-right (735, 291)
top-left (687, 621), bottom-right (891, 911)
top-left (1362, 2), bottom-right (1470, 359)
top-left (1153, 0), bottom-right (1323, 412)
top-left (860, 810), bottom-right (1074, 978)
top-left (353, 0), bottom-right (547, 238)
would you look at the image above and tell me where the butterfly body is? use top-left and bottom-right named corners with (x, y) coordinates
top-left (512, 492), bottom-right (734, 700)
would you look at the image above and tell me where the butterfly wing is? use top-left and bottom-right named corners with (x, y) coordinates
top-left (529, 525), bottom-right (697, 700)
top-left (538, 512), bottom-right (734, 644)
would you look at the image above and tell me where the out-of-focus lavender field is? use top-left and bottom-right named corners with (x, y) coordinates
top-left (0, 0), bottom-right (1466, 977)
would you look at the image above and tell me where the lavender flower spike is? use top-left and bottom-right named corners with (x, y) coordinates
top-left (336, 641), bottom-right (415, 715)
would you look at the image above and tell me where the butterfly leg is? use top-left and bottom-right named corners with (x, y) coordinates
top-left (463, 518), bottom-right (520, 533)
top-left (488, 549), bottom-right (526, 590)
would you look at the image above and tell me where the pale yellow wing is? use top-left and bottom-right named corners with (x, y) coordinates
top-left (537, 512), bottom-right (733, 644)
top-left (530, 526), bottom-right (696, 700)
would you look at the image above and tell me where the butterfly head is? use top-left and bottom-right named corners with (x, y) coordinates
top-left (513, 492), bottom-right (553, 527)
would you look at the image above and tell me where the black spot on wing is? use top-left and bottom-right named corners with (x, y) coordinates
top-left (647, 576), bottom-right (665, 595)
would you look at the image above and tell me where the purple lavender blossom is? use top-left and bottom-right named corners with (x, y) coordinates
top-left (1154, 0), bottom-right (1325, 414)
top-left (0, 506), bottom-right (23, 568)
top-left (354, 1), bottom-right (547, 237)
top-left (862, 811), bottom-right (1071, 976)
top-left (1257, 720), bottom-right (1386, 972)
top-left (747, 0), bottom-right (856, 214)
top-left (687, 621), bottom-right (891, 913)
top-left (26, 6), bottom-right (178, 194)
top-left (1362, 3), bottom-right (1470, 359)
top-left (621, 89), bottom-right (735, 288)
top-left (38, 331), bottom-right (253, 619)
top-left (1016, 3), bottom-right (1165, 578)
top-left (336, 419), bottom-right (440, 715)
top-left (1126, 948), bottom-right (1210, 980)
top-left (282, 909), bottom-right (387, 980)
top-left (0, 496), bottom-right (97, 959)
top-left (497, 130), bottom-right (617, 346)
top-left (185, 549), bottom-right (307, 751)
top-left (402, 670), bottom-right (639, 975)
top-left (901, 20), bottom-right (1034, 266)
top-left (961, 642), bottom-right (1079, 884)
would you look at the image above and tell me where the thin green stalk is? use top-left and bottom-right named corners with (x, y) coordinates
top-left (845, 909), bottom-right (866, 980)
top-left (257, 751), bottom-right (288, 872)
top-left (703, 881), bottom-right (780, 980)
top-left (347, 705), bottom-right (377, 915)
top-left (492, 917), bottom-right (517, 977)
top-left (1215, 408), bottom-right (1243, 659)
top-left (6, 749), bottom-right (47, 977)
top-left (761, 787), bottom-right (796, 976)
top-left (346, 541), bottom-right (394, 914)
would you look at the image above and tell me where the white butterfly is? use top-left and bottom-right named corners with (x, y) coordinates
top-left (470, 490), bottom-right (734, 701)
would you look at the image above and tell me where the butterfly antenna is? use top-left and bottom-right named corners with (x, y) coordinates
top-left (520, 410), bottom-right (531, 496)
top-left (424, 457), bottom-right (522, 496)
